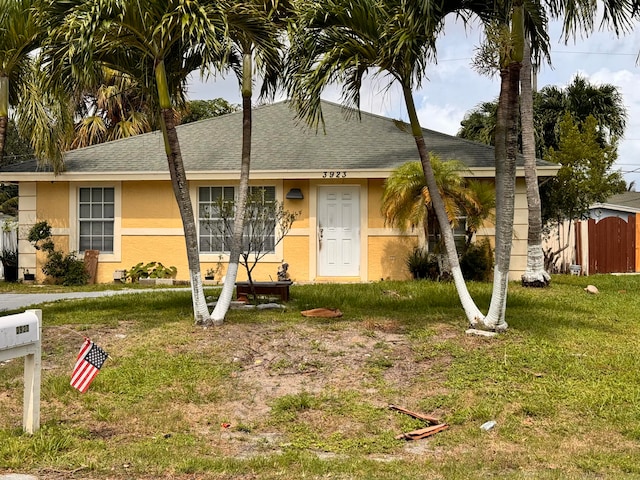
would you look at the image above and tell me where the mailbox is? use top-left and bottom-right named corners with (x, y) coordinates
top-left (0, 311), bottom-right (40, 350)
top-left (0, 309), bottom-right (41, 434)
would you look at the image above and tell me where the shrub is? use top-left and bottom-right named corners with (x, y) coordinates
top-left (460, 238), bottom-right (493, 282)
top-left (42, 251), bottom-right (89, 286)
top-left (125, 261), bottom-right (177, 282)
top-left (28, 221), bottom-right (89, 286)
top-left (405, 247), bottom-right (440, 280)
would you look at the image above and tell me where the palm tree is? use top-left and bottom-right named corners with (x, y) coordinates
top-left (457, 101), bottom-right (497, 145)
top-left (210, 0), bottom-right (286, 324)
top-left (481, 2), bottom-right (526, 328)
top-left (520, 38), bottom-right (550, 287)
top-left (71, 68), bottom-right (153, 149)
top-left (0, 0), bottom-right (41, 163)
top-left (42, 0), bottom-right (244, 325)
top-left (381, 158), bottom-right (494, 253)
top-left (288, 0), bottom-right (518, 327)
top-left (519, 0), bottom-right (634, 287)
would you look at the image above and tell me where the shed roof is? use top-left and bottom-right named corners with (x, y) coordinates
top-left (591, 192), bottom-right (640, 213)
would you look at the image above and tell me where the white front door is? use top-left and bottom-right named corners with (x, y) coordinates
top-left (317, 186), bottom-right (360, 276)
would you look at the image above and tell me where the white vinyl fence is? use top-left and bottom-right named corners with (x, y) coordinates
top-left (1, 218), bottom-right (18, 280)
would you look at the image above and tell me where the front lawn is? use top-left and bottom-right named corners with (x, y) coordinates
top-left (1, 275), bottom-right (639, 479)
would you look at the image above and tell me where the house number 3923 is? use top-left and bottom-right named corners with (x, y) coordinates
top-left (322, 171), bottom-right (347, 178)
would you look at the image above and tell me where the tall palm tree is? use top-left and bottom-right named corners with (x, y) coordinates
top-left (520, 38), bottom-right (550, 287)
top-left (482, 2), bottom-right (526, 328)
top-left (210, 0), bottom-right (286, 324)
top-left (288, 0), bottom-right (519, 328)
top-left (42, 0), bottom-right (241, 325)
top-left (520, 0), bottom-right (634, 287)
top-left (0, 0), bottom-right (41, 163)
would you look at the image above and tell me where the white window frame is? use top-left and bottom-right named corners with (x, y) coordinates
top-left (69, 182), bottom-right (122, 262)
top-left (78, 186), bottom-right (115, 253)
top-left (195, 183), bottom-right (283, 262)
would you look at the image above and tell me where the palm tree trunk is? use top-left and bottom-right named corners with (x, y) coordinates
top-left (155, 60), bottom-right (209, 324)
top-left (484, 63), bottom-right (518, 330)
top-left (483, 4), bottom-right (525, 330)
top-left (520, 39), bottom-right (550, 287)
top-left (402, 85), bottom-right (485, 326)
top-left (211, 52), bottom-right (253, 324)
top-left (0, 76), bottom-right (9, 162)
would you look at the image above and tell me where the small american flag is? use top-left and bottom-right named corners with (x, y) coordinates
top-left (70, 338), bottom-right (109, 393)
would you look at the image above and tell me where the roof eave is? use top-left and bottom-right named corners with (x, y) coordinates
top-left (590, 202), bottom-right (640, 214)
top-left (0, 165), bottom-right (561, 182)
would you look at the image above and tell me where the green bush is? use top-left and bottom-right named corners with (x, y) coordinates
top-left (405, 247), bottom-right (440, 280)
top-left (460, 238), bottom-right (493, 282)
top-left (42, 251), bottom-right (89, 286)
top-left (125, 261), bottom-right (177, 282)
top-left (28, 221), bottom-right (89, 286)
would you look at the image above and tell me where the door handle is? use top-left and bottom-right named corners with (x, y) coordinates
top-left (319, 228), bottom-right (324, 239)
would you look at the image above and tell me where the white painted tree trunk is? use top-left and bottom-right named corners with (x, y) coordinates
top-left (210, 262), bottom-right (238, 325)
top-left (402, 86), bottom-right (485, 327)
top-left (190, 271), bottom-right (211, 322)
top-left (520, 39), bottom-right (550, 287)
top-left (482, 60), bottom-right (520, 332)
top-left (209, 53), bottom-right (253, 325)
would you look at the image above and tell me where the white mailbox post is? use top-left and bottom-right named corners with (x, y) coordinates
top-left (0, 309), bottom-right (42, 434)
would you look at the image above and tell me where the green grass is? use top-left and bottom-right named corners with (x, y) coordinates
top-left (2, 274), bottom-right (640, 479)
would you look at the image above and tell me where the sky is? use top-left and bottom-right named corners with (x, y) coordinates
top-left (186, 17), bottom-right (640, 189)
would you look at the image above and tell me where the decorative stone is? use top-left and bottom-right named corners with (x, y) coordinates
top-left (584, 285), bottom-right (599, 294)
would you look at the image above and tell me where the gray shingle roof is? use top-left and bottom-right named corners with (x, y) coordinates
top-left (1, 100), bottom-right (554, 175)
top-left (598, 192), bottom-right (640, 211)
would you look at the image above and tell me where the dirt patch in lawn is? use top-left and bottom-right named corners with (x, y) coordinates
top-left (1, 313), bottom-right (464, 478)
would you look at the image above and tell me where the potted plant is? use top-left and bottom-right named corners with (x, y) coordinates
top-left (0, 248), bottom-right (18, 282)
top-left (204, 269), bottom-right (215, 280)
top-left (204, 255), bottom-right (223, 282)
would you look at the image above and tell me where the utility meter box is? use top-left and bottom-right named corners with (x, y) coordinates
top-left (0, 311), bottom-right (41, 350)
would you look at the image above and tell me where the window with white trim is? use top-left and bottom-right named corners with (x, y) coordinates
top-left (198, 186), bottom-right (276, 253)
top-left (78, 187), bottom-right (115, 253)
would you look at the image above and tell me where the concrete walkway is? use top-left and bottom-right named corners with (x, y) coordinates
top-left (0, 288), bottom-right (191, 313)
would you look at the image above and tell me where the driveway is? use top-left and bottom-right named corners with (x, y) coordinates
top-left (0, 288), bottom-right (190, 313)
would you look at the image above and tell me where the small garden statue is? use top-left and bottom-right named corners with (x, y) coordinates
top-left (277, 261), bottom-right (290, 282)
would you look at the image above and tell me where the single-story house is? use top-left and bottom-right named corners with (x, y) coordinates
top-left (0, 100), bottom-right (559, 284)
top-left (572, 192), bottom-right (640, 274)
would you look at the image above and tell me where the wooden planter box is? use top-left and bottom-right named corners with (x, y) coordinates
top-left (235, 281), bottom-right (292, 302)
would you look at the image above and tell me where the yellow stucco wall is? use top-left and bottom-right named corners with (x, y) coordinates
top-left (283, 235), bottom-right (309, 282)
top-left (24, 176), bottom-right (533, 284)
top-left (110, 235), bottom-right (188, 283)
top-left (368, 179), bottom-right (386, 229)
top-left (509, 178), bottom-right (529, 280)
top-left (122, 181), bottom-right (182, 228)
top-left (36, 182), bottom-right (70, 229)
top-left (368, 236), bottom-right (416, 281)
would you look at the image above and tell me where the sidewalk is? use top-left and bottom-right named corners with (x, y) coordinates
top-left (0, 288), bottom-right (190, 313)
